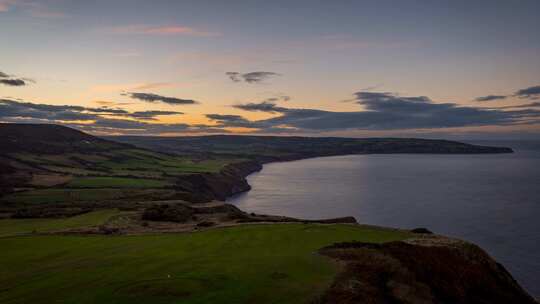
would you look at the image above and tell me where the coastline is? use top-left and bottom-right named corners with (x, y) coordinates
top-left (187, 146), bottom-right (515, 204)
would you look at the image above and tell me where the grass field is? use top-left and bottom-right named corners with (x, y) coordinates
top-left (0, 209), bottom-right (120, 237)
top-left (10, 148), bottom-right (236, 180)
top-left (0, 224), bottom-right (410, 304)
top-left (66, 177), bottom-right (172, 189)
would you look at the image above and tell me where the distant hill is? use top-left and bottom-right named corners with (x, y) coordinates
top-left (0, 124), bottom-right (246, 203)
top-left (109, 134), bottom-right (513, 161)
top-left (0, 123), bottom-right (130, 154)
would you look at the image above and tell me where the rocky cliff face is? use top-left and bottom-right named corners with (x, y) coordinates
top-left (173, 161), bottom-right (263, 203)
top-left (316, 236), bottom-right (537, 304)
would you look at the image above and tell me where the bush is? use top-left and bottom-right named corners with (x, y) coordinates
top-left (196, 221), bottom-right (215, 228)
top-left (98, 225), bottom-right (120, 235)
top-left (142, 204), bottom-right (194, 223)
top-left (411, 227), bottom-right (433, 234)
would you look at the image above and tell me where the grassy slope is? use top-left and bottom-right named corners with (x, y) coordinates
top-left (0, 224), bottom-right (410, 304)
top-left (2, 149), bottom-right (236, 204)
top-left (0, 209), bottom-right (120, 237)
top-left (65, 177), bottom-right (172, 189)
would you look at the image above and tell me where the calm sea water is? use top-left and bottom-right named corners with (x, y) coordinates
top-left (228, 141), bottom-right (540, 296)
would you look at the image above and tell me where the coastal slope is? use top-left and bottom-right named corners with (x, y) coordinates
top-left (0, 123), bottom-right (513, 205)
top-left (0, 123), bottom-right (536, 303)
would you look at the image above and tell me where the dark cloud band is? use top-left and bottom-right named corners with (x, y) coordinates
top-left (474, 95), bottom-right (507, 102)
top-left (0, 70), bottom-right (31, 87)
top-left (515, 85), bottom-right (540, 99)
top-left (123, 92), bottom-right (198, 105)
top-left (225, 71), bottom-right (280, 84)
top-left (0, 99), bottom-right (186, 132)
top-left (226, 91), bottom-right (540, 132)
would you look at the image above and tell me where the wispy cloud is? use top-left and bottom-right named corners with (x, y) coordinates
top-left (226, 71), bottom-right (280, 84)
top-left (472, 84), bottom-right (540, 102)
top-left (474, 95), bottom-right (507, 102)
top-left (122, 92), bottom-right (198, 105)
top-left (491, 102), bottom-right (540, 109)
top-left (232, 101), bottom-right (287, 113)
top-left (0, 70), bottom-right (33, 87)
top-left (0, 79), bottom-right (26, 86)
top-left (108, 25), bottom-right (220, 37)
top-left (515, 85), bottom-right (540, 99)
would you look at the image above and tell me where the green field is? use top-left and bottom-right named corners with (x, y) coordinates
top-left (0, 209), bottom-right (120, 237)
top-left (0, 224), bottom-right (410, 304)
top-left (66, 177), bottom-right (172, 189)
top-left (9, 148), bottom-right (236, 181)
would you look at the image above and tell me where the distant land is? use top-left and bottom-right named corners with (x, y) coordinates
top-left (109, 133), bottom-right (513, 162)
top-left (1, 123), bottom-right (512, 204)
top-left (1, 123), bottom-right (535, 304)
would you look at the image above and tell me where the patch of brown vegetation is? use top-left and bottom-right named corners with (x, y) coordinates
top-left (51, 201), bottom-right (359, 236)
top-left (142, 204), bottom-right (195, 223)
top-left (29, 174), bottom-right (72, 187)
top-left (315, 237), bottom-right (537, 304)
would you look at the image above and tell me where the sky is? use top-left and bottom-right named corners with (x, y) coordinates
top-left (1, 0), bottom-right (540, 139)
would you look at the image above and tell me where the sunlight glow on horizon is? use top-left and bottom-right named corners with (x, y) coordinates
top-left (1, 1), bottom-right (539, 138)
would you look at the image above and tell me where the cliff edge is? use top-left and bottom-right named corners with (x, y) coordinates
top-left (316, 236), bottom-right (537, 304)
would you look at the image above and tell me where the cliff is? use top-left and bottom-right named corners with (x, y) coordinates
top-left (173, 161), bottom-right (263, 203)
top-left (316, 236), bottom-right (537, 304)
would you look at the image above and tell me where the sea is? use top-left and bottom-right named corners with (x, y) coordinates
top-left (228, 140), bottom-right (540, 296)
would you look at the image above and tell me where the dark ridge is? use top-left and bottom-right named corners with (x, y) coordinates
top-left (108, 134), bottom-right (514, 160)
top-left (0, 123), bottom-right (132, 154)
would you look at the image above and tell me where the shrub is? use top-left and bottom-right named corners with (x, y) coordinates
top-left (142, 204), bottom-right (194, 223)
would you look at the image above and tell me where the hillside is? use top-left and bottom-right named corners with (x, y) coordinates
top-left (0, 123), bottom-right (130, 154)
top-left (110, 134), bottom-right (513, 162)
top-left (0, 123), bottom-right (246, 206)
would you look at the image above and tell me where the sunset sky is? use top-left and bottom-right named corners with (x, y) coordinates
top-left (1, 0), bottom-right (540, 138)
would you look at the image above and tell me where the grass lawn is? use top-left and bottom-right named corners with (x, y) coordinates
top-left (0, 209), bottom-right (120, 237)
top-left (98, 158), bottom-right (231, 175)
top-left (0, 224), bottom-right (410, 304)
top-left (66, 177), bottom-right (171, 189)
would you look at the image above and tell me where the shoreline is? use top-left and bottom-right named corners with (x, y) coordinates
top-left (215, 148), bottom-right (515, 204)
